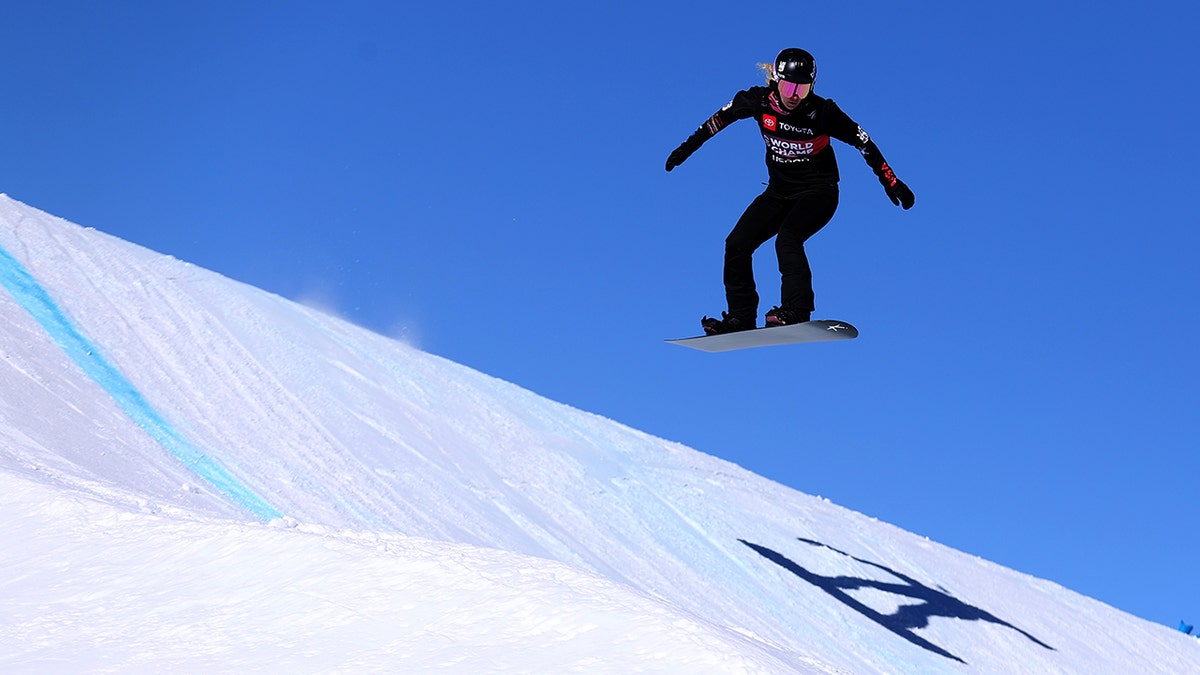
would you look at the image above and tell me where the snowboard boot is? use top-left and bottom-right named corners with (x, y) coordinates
top-left (765, 306), bottom-right (810, 327)
top-left (701, 312), bottom-right (754, 335)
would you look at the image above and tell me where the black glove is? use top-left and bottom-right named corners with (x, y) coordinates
top-left (885, 179), bottom-right (915, 210)
top-left (665, 144), bottom-right (692, 172)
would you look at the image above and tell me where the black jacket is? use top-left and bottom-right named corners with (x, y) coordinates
top-left (674, 86), bottom-right (898, 197)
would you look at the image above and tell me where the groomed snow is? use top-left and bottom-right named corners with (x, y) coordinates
top-left (1, 195), bottom-right (1196, 673)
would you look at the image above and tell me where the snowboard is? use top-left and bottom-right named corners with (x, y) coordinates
top-left (666, 319), bottom-right (858, 353)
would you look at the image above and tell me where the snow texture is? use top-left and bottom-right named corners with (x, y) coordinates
top-left (1, 195), bottom-right (1196, 673)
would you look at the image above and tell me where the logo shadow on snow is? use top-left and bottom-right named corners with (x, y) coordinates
top-left (740, 537), bottom-right (1054, 664)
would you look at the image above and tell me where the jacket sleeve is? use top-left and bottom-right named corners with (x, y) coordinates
top-left (825, 99), bottom-right (903, 189)
top-left (671, 88), bottom-right (761, 162)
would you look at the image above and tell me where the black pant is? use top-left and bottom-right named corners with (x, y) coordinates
top-left (723, 184), bottom-right (839, 322)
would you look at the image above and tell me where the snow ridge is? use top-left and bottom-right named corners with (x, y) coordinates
top-left (2, 194), bottom-right (1198, 673)
top-left (0, 240), bottom-right (280, 521)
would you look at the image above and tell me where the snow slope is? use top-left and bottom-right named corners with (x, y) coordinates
top-left (1, 195), bottom-right (1196, 673)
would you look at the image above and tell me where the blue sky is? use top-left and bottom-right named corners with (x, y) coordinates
top-left (3, 1), bottom-right (1197, 629)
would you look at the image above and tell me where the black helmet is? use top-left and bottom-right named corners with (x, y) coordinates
top-left (775, 48), bottom-right (816, 85)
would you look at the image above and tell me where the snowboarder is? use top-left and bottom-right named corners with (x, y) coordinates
top-left (665, 48), bottom-right (915, 335)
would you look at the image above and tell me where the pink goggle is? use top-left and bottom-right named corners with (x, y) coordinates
top-left (778, 80), bottom-right (811, 98)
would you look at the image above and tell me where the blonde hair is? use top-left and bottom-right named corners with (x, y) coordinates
top-left (757, 61), bottom-right (776, 84)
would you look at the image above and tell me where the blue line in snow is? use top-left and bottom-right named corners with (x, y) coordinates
top-left (0, 242), bottom-right (282, 522)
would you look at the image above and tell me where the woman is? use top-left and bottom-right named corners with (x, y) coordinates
top-left (666, 48), bottom-right (914, 335)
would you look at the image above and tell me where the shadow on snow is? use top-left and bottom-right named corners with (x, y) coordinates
top-left (740, 537), bottom-right (1054, 664)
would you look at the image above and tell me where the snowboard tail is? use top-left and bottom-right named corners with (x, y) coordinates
top-left (666, 320), bottom-right (858, 353)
